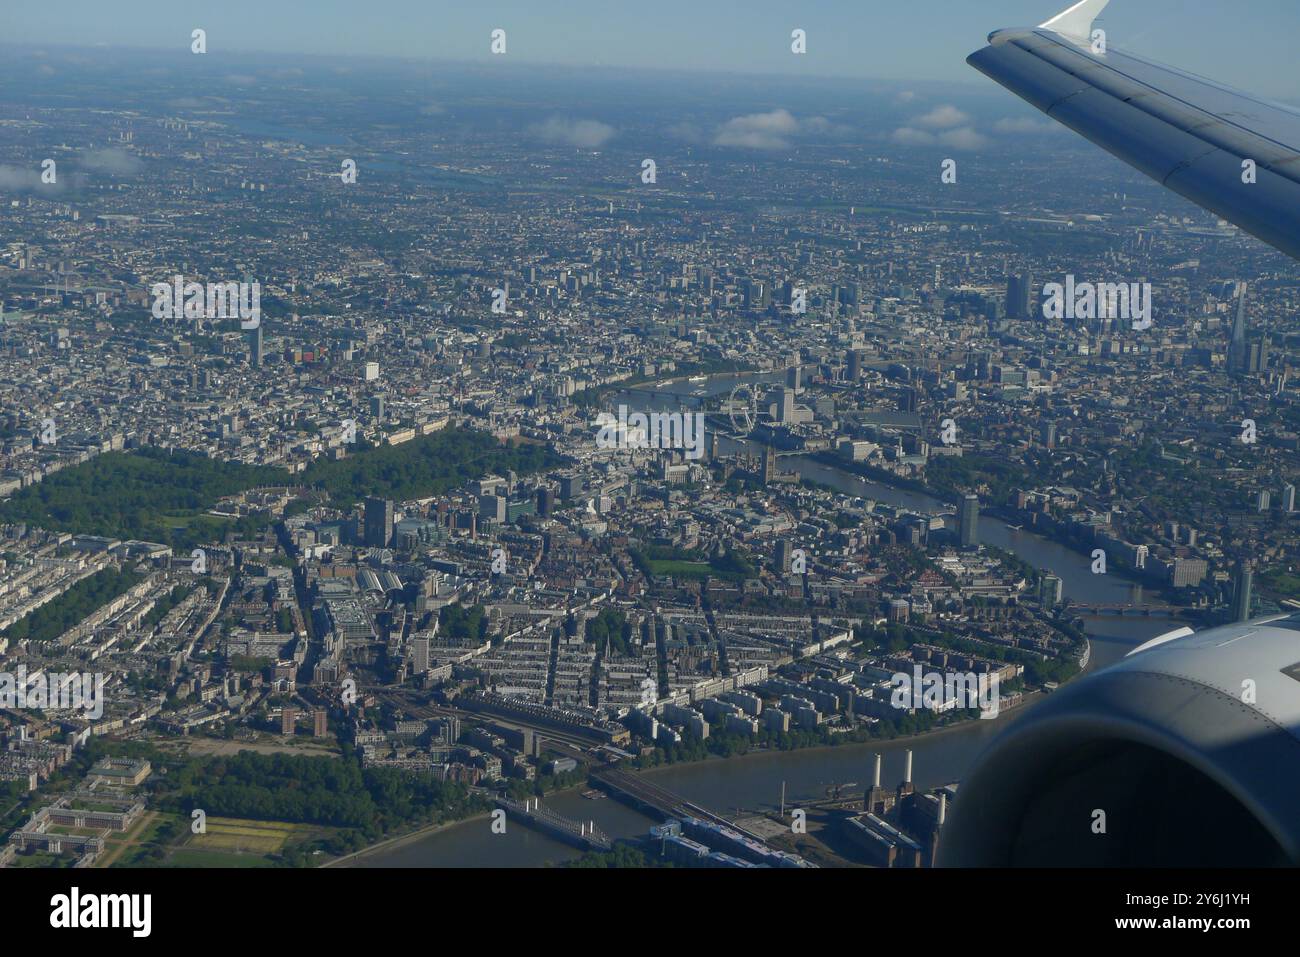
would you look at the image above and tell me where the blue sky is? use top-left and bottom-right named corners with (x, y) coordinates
top-left (5, 1), bottom-right (1299, 97)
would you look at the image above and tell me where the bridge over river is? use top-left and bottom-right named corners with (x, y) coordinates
top-left (495, 796), bottom-right (611, 852)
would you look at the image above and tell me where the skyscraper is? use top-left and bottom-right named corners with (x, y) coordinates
top-left (1006, 272), bottom-right (1034, 321)
top-left (775, 540), bottom-right (793, 574)
top-left (364, 496), bottom-right (394, 548)
top-left (1283, 483), bottom-right (1297, 514)
top-left (249, 325), bottom-right (263, 367)
top-left (776, 387), bottom-right (795, 423)
top-left (1228, 281), bottom-right (1250, 376)
top-left (479, 493), bottom-right (507, 524)
top-left (959, 494), bottom-right (980, 548)
top-left (1233, 562), bottom-right (1254, 623)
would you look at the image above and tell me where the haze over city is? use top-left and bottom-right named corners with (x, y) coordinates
top-left (0, 2), bottom-right (1291, 934)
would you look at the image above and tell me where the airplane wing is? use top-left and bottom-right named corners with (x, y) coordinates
top-left (969, 0), bottom-right (1300, 260)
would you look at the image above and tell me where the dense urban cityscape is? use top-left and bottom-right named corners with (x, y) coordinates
top-left (0, 7), bottom-right (1297, 884)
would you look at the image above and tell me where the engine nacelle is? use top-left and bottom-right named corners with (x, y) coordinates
top-left (939, 615), bottom-right (1300, 867)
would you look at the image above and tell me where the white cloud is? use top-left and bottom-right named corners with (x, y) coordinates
top-left (891, 127), bottom-right (937, 146)
top-left (713, 109), bottom-right (800, 150)
top-left (938, 127), bottom-right (990, 150)
top-left (913, 105), bottom-right (970, 130)
top-left (530, 116), bottom-right (616, 148)
top-left (0, 165), bottom-right (44, 190)
top-left (79, 148), bottom-right (142, 175)
top-left (891, 124), bottom-right (988, 151)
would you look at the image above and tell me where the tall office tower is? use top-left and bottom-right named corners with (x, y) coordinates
top-left (364, 496), bottom-right (394, 548)
top-left (1228, 281), bottom-right (1250, 375)
top-left (775, 540), bottom-right (793, 574)
top-left (1257, 489), bottom-right (1272, 512)
top-left (847, 349), bottom-right (862, 382)
top-left (1041, 421), bottom-right (1057, 449)
top-left (1233, 562), bottom-right (1254, 623)
top-left (1004, 275), bottom-right (1022, 319)
top-left (774, 386), bottom-right (795, 423)
top-left (786, 365), bottom-right (801, 391)
top-left (1006, 272), bottom-right (1034, 320)
top-left (411, 637), bottom-right (431, 674)
top-left (479, 493), bottom-right (506, 524)
top-left (536, 486), bottom-right (555, 516)
top-left (249, 325), bottom-right (263, 367)
top-left (959, 494), bottom-right (980, 548)
top-left (369, 395), bottom-right (385, 420)
top-left (1248, 339), bottom-right (1265, 374)
top-left (1283, 483), bottom-right (1297, 514)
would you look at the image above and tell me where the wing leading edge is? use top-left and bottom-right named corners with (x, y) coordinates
top-left (969, 1), bottom-right (1300, 260)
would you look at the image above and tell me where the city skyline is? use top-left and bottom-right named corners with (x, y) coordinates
top-left (0, 0), bottom-right (1295, 900)
top-left (2, 0), bottom-right (1299, 97)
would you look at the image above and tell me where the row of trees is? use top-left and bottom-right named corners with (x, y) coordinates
top-left (439, 603), bottom-right (487, 641)
top-left (0, 428), bottom-right (563, 550)
top-left (302, 427), bottom-right (562, 507)
top-left (580, 607), bottom-right (633, 656)
top-left (165, 750), bottom-right (486, 843)
top-left (0, 447), bottom-right (285, 550)
top-left (1, 566), bottom-right (143, 643)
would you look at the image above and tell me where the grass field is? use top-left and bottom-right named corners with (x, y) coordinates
top-left (189, 818), bottom-right (303, 855)
top-left (101, 812), bottom-right (325, 868)
top-left (10, 850), bottom-right (73, 868)
top-left (646, 559), bottom-right (711, 578)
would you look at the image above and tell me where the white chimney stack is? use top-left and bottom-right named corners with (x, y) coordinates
top-left (904, 749), bottom-right (913, 784)
top-left (873, 753), bottom-right (882, 788)
top-left (938, 792), bottom-right (947, 826)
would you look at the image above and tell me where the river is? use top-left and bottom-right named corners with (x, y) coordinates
top-left (346, 371), bottom-right (1180, 867)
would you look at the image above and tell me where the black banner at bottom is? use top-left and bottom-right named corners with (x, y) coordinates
top-left (3, 866), bottom-right (1277, 943)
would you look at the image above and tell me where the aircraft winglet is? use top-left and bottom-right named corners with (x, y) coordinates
top-left (1038, 0), bottom-right (1110, 40)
